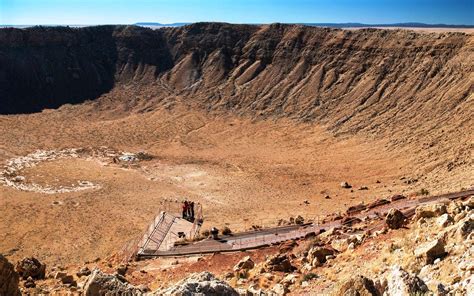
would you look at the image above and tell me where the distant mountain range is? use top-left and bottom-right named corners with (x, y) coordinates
top-left (1, 22), bottom-right (472, 29)
top-left (134, 22), bottom-right (189, 27)
top-left (134, 22), bottom-right (474, 28)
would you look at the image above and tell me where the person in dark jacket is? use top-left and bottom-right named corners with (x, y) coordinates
top-left (190, 201), bottom-right (195, 220)
top-left (182, 201), bottom-right (188, 219)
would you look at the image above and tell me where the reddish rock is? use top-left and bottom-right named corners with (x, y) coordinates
top-left (16, 257), bottom-right (46, 280)
top-left (0, 255), bottom-right (21, 296)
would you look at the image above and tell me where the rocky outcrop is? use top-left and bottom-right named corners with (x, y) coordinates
top-left (153, 271), bottom-right (238, 296)
top-left (16, 257), bottom-right (46, 280)
top-left (83, 269), bottom-right (142, 296)
top-left (0, 255), bottom-right (21, 296)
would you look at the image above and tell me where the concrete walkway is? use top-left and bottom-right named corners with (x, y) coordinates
top-left (136, 189), bottom-right (473, 258)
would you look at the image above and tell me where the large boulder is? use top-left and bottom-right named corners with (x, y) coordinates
top-left (414, 203), bottom-right (447, 220)
top-left (83, 269), bottom-right (142, 296)
top-left (0, 255), bottom-right (21, 296)
top-left (384, 266), bottom-right (429, 296)
top-left (414, 239), bottom-right (446, 264)
top-left (385, 209), bottom-right (406, 229)
top-left (16, 257), bottom-right (46, 280)
top-left (153, 271), bottom-right (238, 296)
top-left (334, 275), bottom-right (380, 296)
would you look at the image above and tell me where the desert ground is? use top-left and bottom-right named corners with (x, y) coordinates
top-left (1, 99), bottom-right (472, 267)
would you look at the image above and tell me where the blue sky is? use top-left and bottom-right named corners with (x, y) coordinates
top-left (1, 0), bottom-right (473, 25)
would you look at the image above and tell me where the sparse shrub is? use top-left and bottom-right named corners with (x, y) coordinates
top-left (301, 273), bottom-right (318, 283)
top-left (419, 188), bottom-right (429, 196)
top-left (136, 151), bottom-right (154, 161)
top-left (222, 226), bottom-right (232, 235)
top-left (201, 229), bottom-right (210, 237)
top-left (389, 243), bottom-right (402, 253)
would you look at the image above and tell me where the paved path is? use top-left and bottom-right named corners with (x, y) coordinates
top-left (137, 189), bottom-right (473, 258)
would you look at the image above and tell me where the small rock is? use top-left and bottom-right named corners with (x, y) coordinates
top-left (385, 208), bottom-right (406, 229)
top-left (16, 257), bottom-right (46, 280)
top-left (437, 213), bottom-right (453, 227)
top-left (341, 216), bottom-right (362, 226)
top-left (294, 215), bottom-right (304, 225)
top-left (414, 203), bottom-right (447, 220)
top-left (271, 283), bottom-right (289, 295)
top-left (55, 272), bottom-right (76, 286)
top-left (137, 284), bottom-right (150, 292)
top-left (331, 238), bottom-right (350, 252)
top-left (307, 246), bottom-right (336, 264)
top-left (454, 217), bottom-right (473, 239)
top-left (463, 196), bottom-right (474, 208)
top-left (311, 258), bottom-right (322, 267)
top-left (390, 194), bottom-right (406, 202)
top-left (233, 256), bottom-right (255, 272)
top-left (24, 276), bottom-right (36, 288)
top-left (281, 274), bottom-right (298, 287)
top-left (367, 198), bottom-right (390, 209)
top-left (224, 272), bottom-right (234, 280)
top-left (77, 266), bottom-right (91, 277)
top-left (341, 181), bottom-right (352, 189)
top-left (326, 255), bottom-right (335, 260)
top-left (116, 264), bottom-right (128, 276)
top-left (335, 275), bottom-right (380, 296)
top-left (265, 254), bottom-right (295, 272)
top-left (414, 239), bottom-right (446, 264)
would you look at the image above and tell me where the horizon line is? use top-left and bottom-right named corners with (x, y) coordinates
top-left (1, 21), bottom-right (473, 28)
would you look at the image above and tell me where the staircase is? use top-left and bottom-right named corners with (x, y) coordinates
top-left (137, 212), bottom-right (176, 256)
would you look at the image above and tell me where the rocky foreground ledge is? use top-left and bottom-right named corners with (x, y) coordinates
top-left (1, 196), bottom-right (472, 295)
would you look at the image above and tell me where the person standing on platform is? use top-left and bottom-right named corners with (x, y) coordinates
top-left (190, 201), bottom-right (195, 220)
top-left (182, 201), bottom-right (188, 219)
